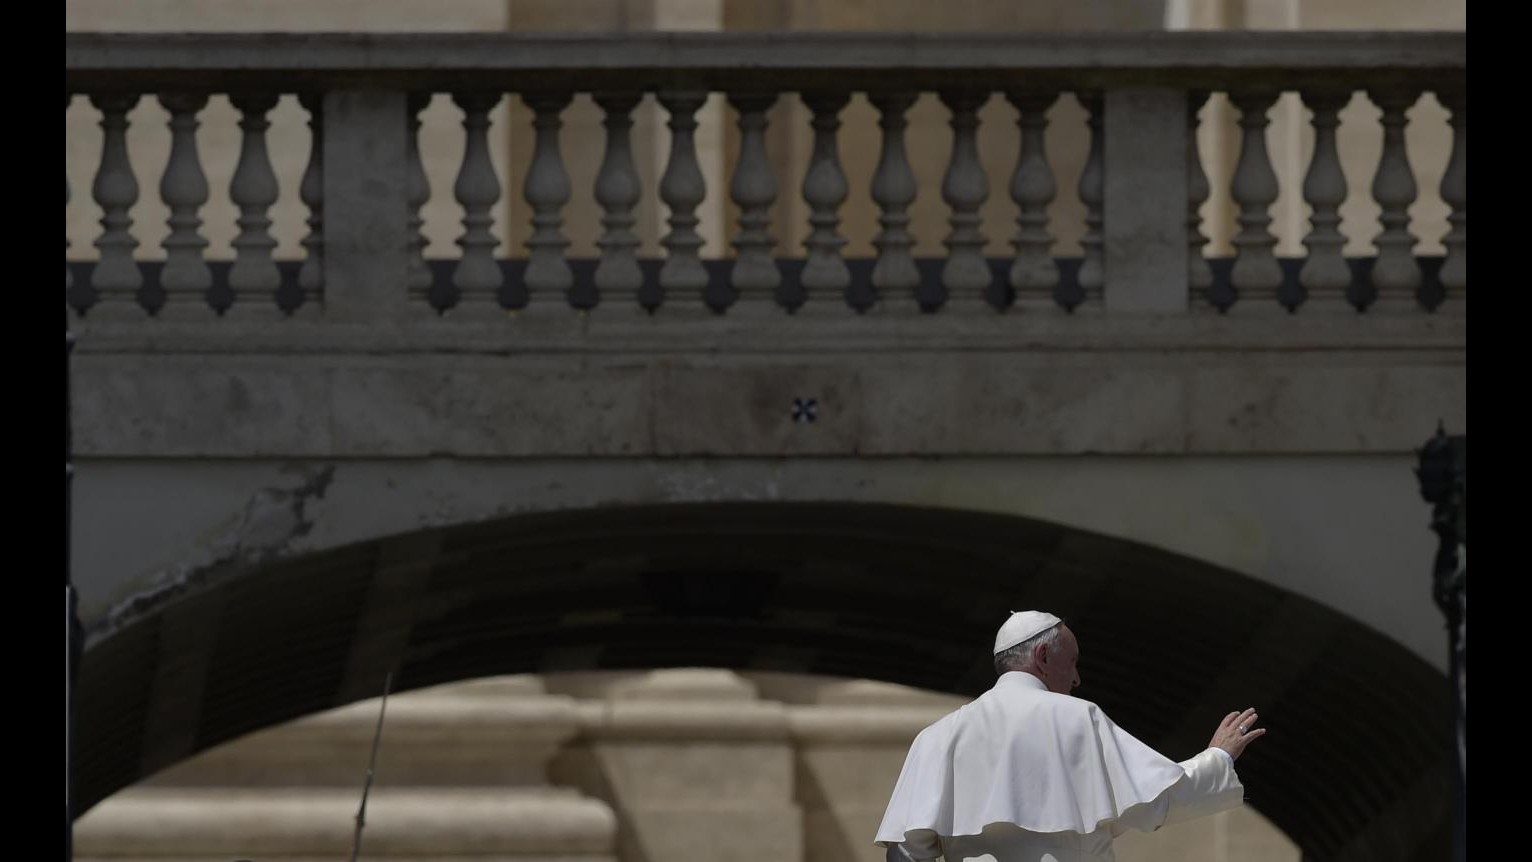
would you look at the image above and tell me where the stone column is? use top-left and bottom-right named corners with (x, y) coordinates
top-left (1103, 88), bottom-right (1190, 313)
top-left (323, 90), bottom-right (411, 322)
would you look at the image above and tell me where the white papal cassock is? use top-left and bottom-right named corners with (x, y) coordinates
top-left (876, 672), bottom-right (1244, 862)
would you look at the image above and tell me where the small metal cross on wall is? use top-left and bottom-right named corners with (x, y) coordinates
top-left (791, 398), bottom-right (818, 423)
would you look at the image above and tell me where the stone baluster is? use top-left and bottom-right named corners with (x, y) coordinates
top-left (452, 92), bottom-right (505, 313)
top-left (1229, 91), bottom-right (1282, 309)
top-left (869, 92), bottom-right (919, 312)
top-left (1438, 88), bottom-right (1465, 299)
top-left (227, 94), bottom-right (281, 316)
top-left (1368, 87), bottom-right (1422, 309)
top-left (89, 93), bottom-right (143, 315)
top-left (1074, 92), bottom-right (1104, 309)
top-left (798, 91), bottom-right (851, 312)
top-left (940, 91), bottom-right (992, 309)
top-left (66, 167), bottom-right (74, 303)
top-left (593, 92), bottom-right (644, 311)
top-left (67, 95), bottom-right (87, 314)
top-left (726, 92), bottom-right (779, 312)
top-left (1187, 90), bottom-right (1213, 302)
top-left (656, 90), bottom-right (709, 311)
top-left (65, 97), bottom-right (72, 298)
top-left (405, 93), bottom-right (432, 307)
top-left (523, 92), bottom-right (574, 307)
top-left (1006, 90), bottom-right (1058, 309)
top-left (157, 93), bottom-right (212, 317)
top-left (1299, 90), bottom-right (1352, 310)
top-left (296, 93), bottom-right (324, 313)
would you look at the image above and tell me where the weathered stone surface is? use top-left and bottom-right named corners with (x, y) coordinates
top-left (74, 357), bottom-right (335, 455)
top-left (549, 670), bottom-right (802, 862)
top-left (1185, 361), bottom-right (1466, 452)
top-left (145, 686), bottom-right (583, 787)
top-left (72, 336), bottom-right (1464, 457)
top-left (72, 455), bottom-right (1454, 672)
top-left (1104, 88), bottom-right (1189, 313)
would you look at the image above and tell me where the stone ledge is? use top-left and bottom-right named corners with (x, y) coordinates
top-left (614, 805), bottom-right (804, 862)
top-left (787, 706), bottom-right (955, 745)
top-left (71, 302), bottom-right (1466, 355)
top-left (78, 858), bottom-right (615, 862)
top-left (300, 692), bottom-right (582, 744)
top-left (574, 701), bottom-right (792, 742)
top-left (75, 787), bottom-right (616, 856)
top-left (64, 32), bottom-right (1464, 100)
top-left (72, 350), bottom-right (1467, 456)
top-left (146, 691), bottom-right (582, 787)
top-left (545, 668), bottom-right (762, 702)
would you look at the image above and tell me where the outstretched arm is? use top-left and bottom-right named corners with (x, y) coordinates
top-left (1113, 707), bottom-right (1266, 835)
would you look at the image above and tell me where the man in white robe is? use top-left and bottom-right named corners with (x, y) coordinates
top-left (876, 611), bottom-right (1266, 862)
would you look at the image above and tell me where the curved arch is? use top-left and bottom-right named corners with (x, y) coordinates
top-left (77, 501), bottom-right (1451, 860)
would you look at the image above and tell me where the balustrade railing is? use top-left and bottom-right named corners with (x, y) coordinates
top-left (65, 32), bottom-right (1465, 322)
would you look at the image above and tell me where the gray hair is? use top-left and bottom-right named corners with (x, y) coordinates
top-left (993, 623), bottom-right (1064, 676)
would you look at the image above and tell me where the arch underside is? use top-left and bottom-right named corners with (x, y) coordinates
top-left (78, 502), bottom-right (1450, 861)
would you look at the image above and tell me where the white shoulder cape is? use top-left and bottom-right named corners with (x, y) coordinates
top-left (875, 672), bottom-right (1191, 845)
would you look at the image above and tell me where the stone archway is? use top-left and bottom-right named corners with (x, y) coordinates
top-left (77, 501), bottom-right (1451, 860)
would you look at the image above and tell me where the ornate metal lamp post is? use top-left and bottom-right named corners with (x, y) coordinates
top-left (67, 306), bottom-right (83, 859)
top-left (67, 315), bottom-right (76, 861)
top-left (1416, 426), bottom-right (1465, 862)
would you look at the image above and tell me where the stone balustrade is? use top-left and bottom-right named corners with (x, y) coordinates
top-left (65, 32), bottom-right (1465, 324)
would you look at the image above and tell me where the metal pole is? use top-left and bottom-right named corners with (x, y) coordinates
top-left (348, 672), bottom-right (393, 862)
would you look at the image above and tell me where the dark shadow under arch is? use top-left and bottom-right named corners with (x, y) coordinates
top-left (77, 501), bottom-right (1450, 861)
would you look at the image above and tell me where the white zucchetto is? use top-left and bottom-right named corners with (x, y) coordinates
top-left (992, 610), bottom-right (1063, 654)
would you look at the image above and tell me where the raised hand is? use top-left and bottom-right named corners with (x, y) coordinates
top-left (1209, 707), bottom-right (1266, 760)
